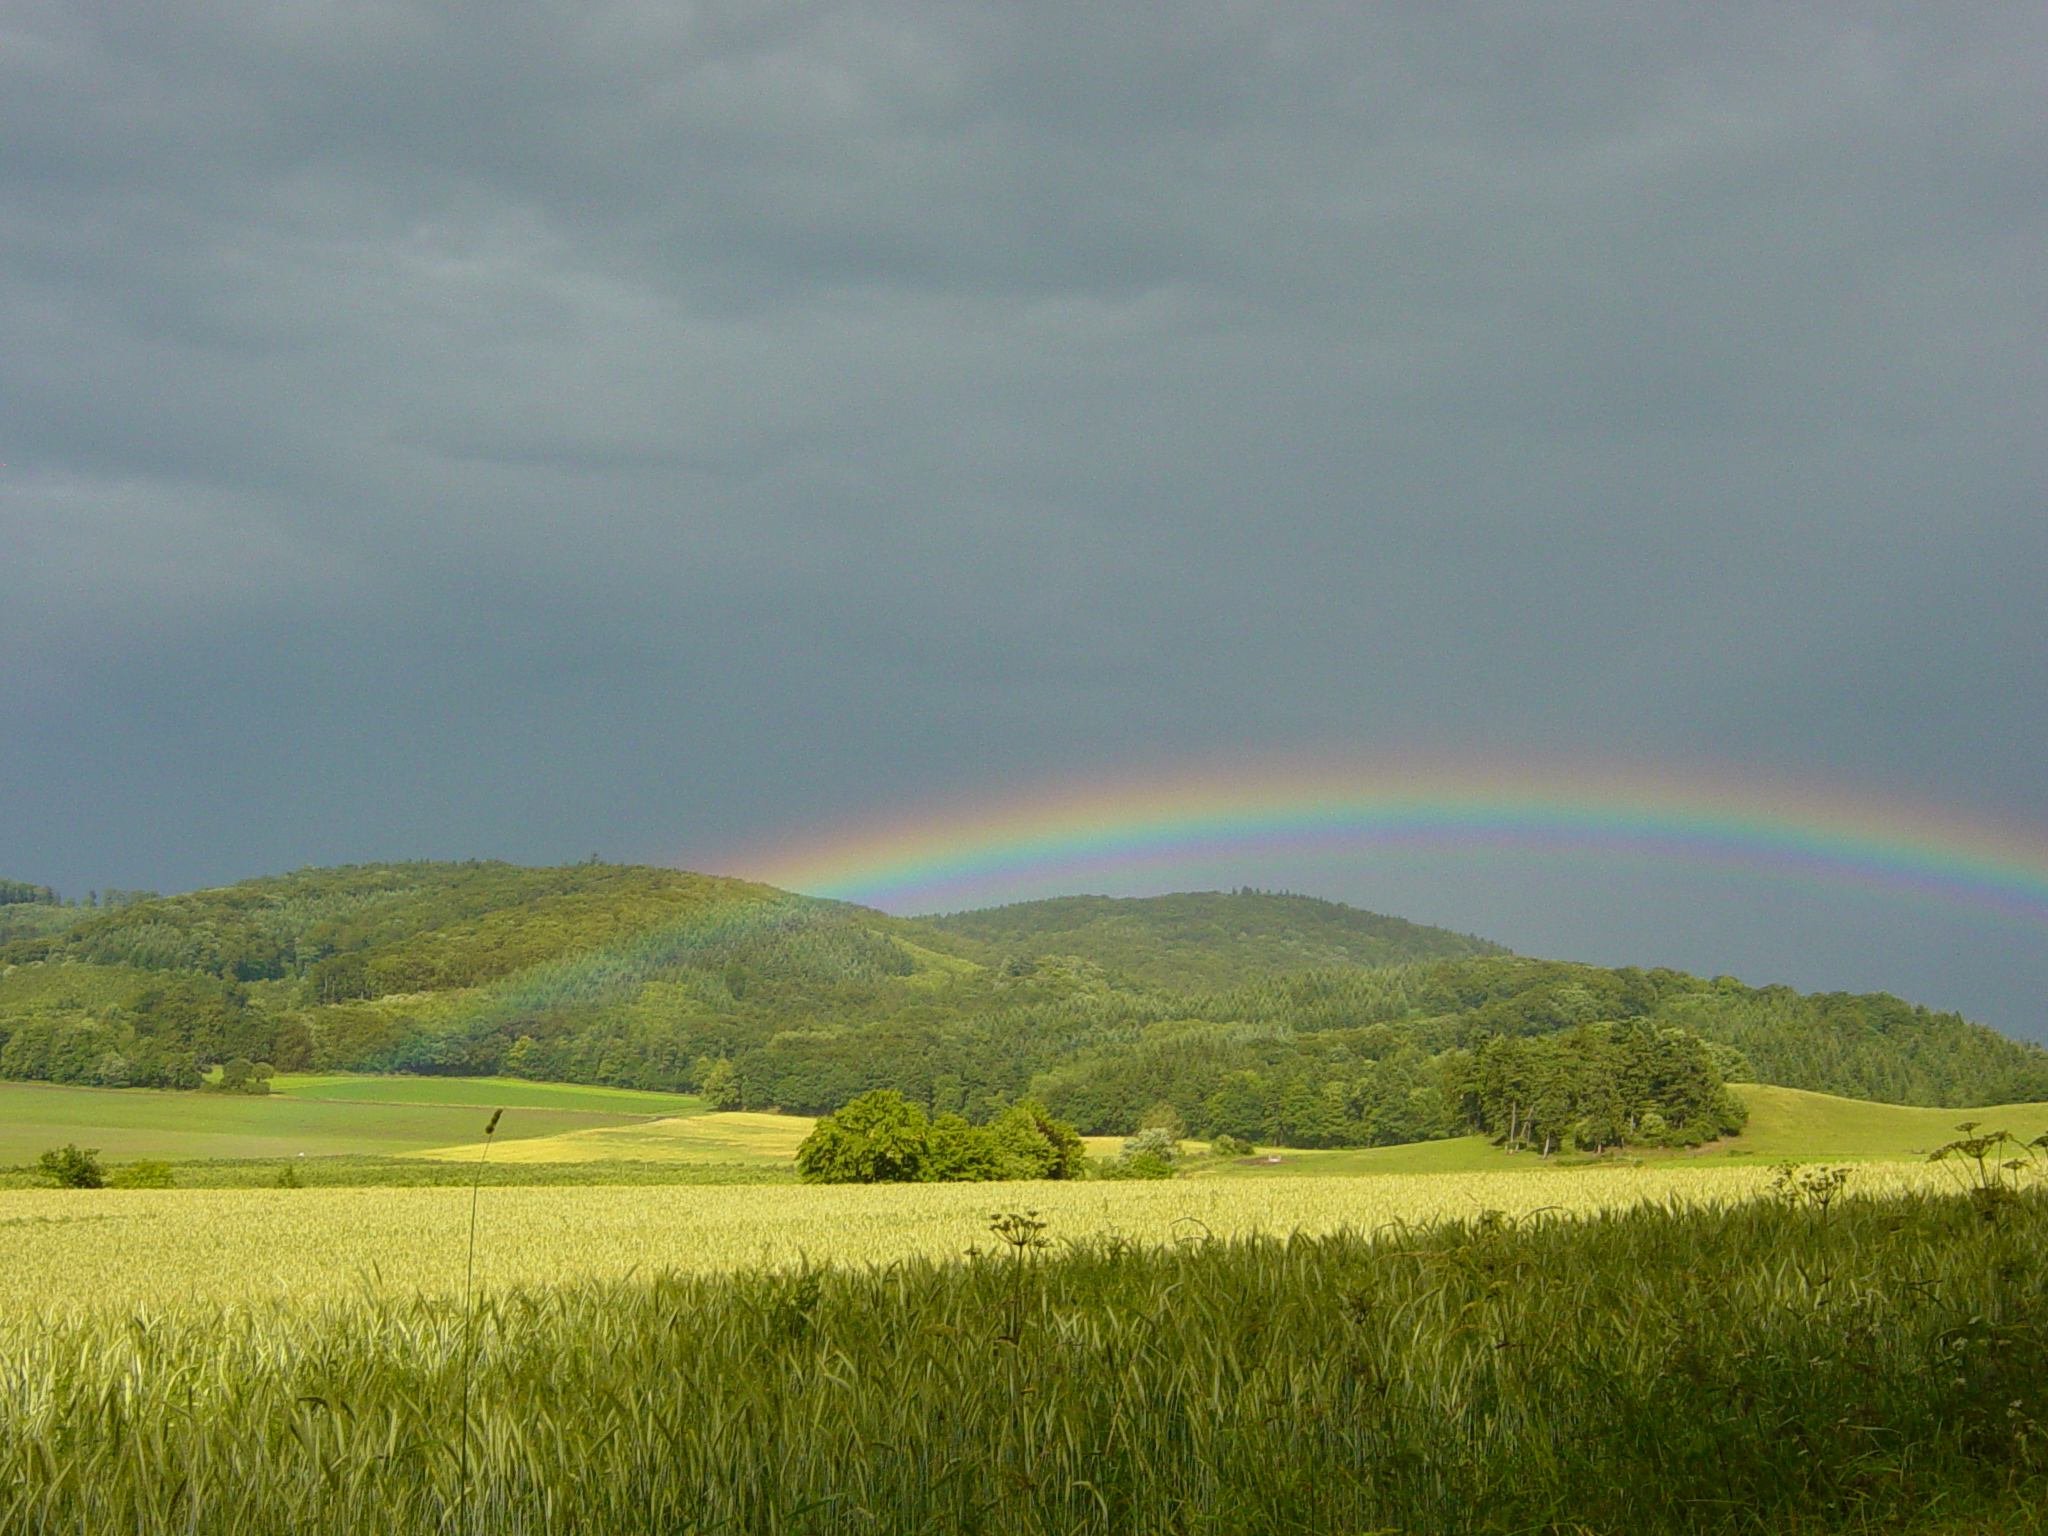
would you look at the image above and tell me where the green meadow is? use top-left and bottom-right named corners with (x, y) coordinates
top-left (0, 1075), bottom-right (705, 1166)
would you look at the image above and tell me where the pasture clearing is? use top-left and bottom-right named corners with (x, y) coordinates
top-left (0, 1160), bottom-right (1958, 1315)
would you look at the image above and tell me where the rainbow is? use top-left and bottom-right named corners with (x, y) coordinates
top-left (729, 758), bottom-right (2048, 923)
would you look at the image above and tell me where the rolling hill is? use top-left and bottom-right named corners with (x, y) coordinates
top-left (4, 861), bottom-right (2046, 1157)
top-left (919, 889), bottom-right (1504, 990)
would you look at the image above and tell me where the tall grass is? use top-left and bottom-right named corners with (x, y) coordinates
top-left (4, 1185), bottom-right (2045, 1534)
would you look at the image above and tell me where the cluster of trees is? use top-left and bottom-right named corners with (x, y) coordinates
top-left (796, 1090), bottom-right (1088, 1184)
top-left (1095, 1124), bottom-right (1255, 1180)
top-left (0, 1025), bottom-right (280, 1092)
top-left (795, 1090), bottom-right (1269, 1184)
top-left (0, 1018), bottom-right (207, 1089)
top-left (0, 881), bottom-right (87, 950)
top-left (1026, 1017), bottom-right (1749, 1153)
top-left (0, 975), bottom-right (298, 1089)
top-left (33, 1145), bottom-right (176, 1187)
top-left (38, 1144), bottom-right (105, 1187)
top-left (1446, 1023), bottom-right (1749, 1154)
top-left (210, 1057), bottom-right (276, 1094)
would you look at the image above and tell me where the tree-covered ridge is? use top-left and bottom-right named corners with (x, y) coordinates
top-left (0, 861), bottom-right (992, 1098)
top-left (3, 863), bottom-right (2045, 1152)
top-left (921, 889), bottom-right (1505, 991)
top-left (8, 861), bottom-right (800, 992)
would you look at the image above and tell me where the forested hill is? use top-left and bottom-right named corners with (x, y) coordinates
top-left (5, 861), bottom-right (801, 997)
top-left (920, 890), bottom-right (1505, 991)
top-left (3, 861), bottom-right (2046, 1148)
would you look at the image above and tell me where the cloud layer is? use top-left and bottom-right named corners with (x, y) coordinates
top-left (3, 2), bottom-right (2044, 1030)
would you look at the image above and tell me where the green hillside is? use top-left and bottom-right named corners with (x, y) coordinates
top-left (921, 889), bottom-right (1504, 990)
top-left (4, 861), bottom-right (2046, 1160)
top-left (5, 860), bottom-right (793, 993)
top-left (1728, 1082), bottom-right (2048, 1159)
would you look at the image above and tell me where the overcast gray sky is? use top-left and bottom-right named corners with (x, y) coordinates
top-left (4, 2), bottom-right (2045, 1035)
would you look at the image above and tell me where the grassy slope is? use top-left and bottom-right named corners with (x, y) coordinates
top-left (1729, 1081), bottom-right (2048, 1157)
top-left (917, 889), bottom-right (1505, 990)
top-left (0, 1076), bottom-right (704, 1164)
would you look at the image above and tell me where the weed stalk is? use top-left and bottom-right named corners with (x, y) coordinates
top-left (457, 1107), bottom-right (502, 1531)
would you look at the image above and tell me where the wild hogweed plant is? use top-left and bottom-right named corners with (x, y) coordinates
top-left (1930, 1120), bottom-right (2048, 1223)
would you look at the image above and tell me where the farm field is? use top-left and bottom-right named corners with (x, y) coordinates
top-left (5, 1179), bottom-right (2044, 1535)
top-left (272, 1074), bottom-right (711, 1116)
top-left (0, 1076), bottom-right (697, 1164)
top-left (0, 1159), bottom-right (1957, 1315)
top-left (413, 1112), bottom-right (1130, 1165)
top-left (414, 1108), bottom-right (817, 1164)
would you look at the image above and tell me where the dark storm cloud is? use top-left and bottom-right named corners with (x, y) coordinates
top-left (3, 2), bottom-right (2044, 1027)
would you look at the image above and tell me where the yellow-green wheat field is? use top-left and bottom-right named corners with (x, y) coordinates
top-left (0, 1160), bottom-right (1954, 1320)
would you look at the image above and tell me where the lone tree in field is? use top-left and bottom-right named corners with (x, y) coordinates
top-left (38, 1145), bottom-right (106, 1188)
top-left (797, 1089), bottom-right (930, 1183)
top-left (797, 1090), bottom-right (1089, 1183)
